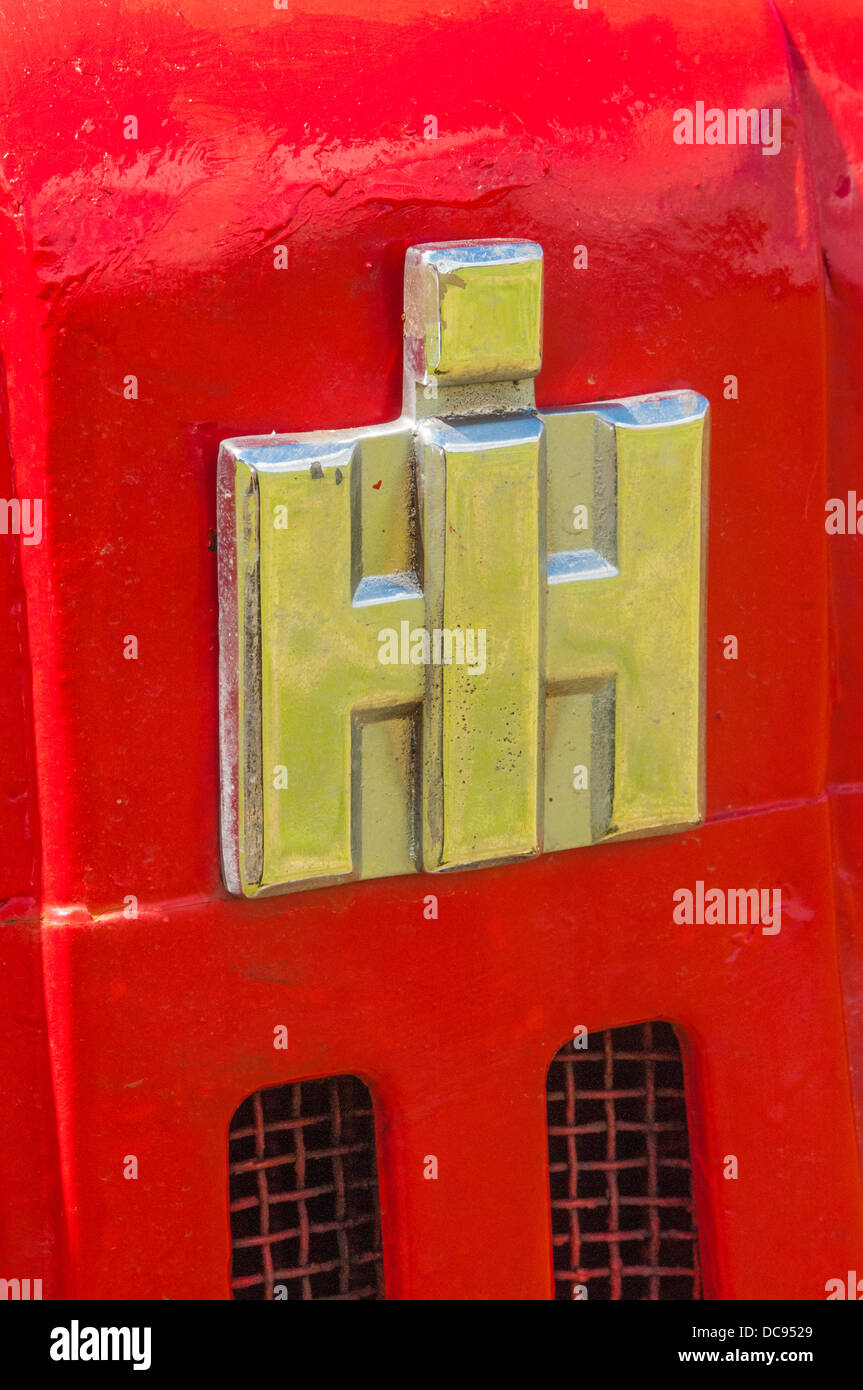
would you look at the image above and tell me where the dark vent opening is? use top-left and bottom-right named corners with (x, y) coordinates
top-left (547, 1020), bottom-right (701, 1300)
top-left (229, 1074), bottom-right (385, 1300)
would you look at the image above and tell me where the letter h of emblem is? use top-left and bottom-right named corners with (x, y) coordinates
top-left (219, 240), bottom-right (708, 895)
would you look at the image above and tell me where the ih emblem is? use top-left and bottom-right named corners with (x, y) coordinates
top-left (218, 240), bottom-right (708, 897)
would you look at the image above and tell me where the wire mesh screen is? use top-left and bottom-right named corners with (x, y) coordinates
top-left (547, 1021), bottom-right (701, 1300)
top-left (229, 1074), bottom-right (385, 1300)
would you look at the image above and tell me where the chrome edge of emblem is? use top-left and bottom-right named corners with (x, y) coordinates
top-left (218, 240), bottom-right (709, 898)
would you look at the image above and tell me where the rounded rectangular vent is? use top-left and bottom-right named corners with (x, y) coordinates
top-left (229, 1074), bottom-right (384, 1300)
top-left (547, 1021), bottom-right (701, 1300)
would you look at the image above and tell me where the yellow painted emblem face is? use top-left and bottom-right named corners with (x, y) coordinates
top-left (218, 241), bottom-right (708, 896)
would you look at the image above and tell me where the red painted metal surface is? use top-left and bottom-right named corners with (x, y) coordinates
top-left (0, 0), bottom-right (862, 1299)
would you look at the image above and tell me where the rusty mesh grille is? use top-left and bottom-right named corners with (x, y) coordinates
top-left (229, 1074), bottom-right (384, 1300)
top-left (547, 1021), bottom-right (701, 1300)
